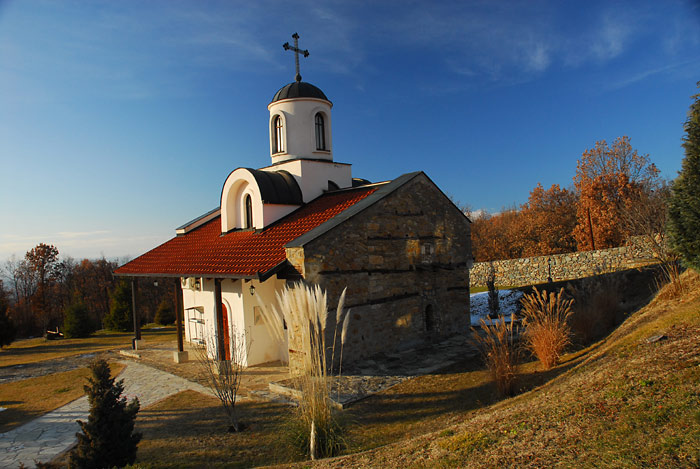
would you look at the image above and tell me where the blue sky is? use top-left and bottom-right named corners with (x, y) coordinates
top-left (1, 0), bottom-right (699, 261)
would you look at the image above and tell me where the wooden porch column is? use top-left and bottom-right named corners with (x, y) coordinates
top-left (131, 278), bottom-right (141, 347)
top-left (174, 279), bottom-right (184, 353)
top-left (214, 278), bottom-right (225, 361)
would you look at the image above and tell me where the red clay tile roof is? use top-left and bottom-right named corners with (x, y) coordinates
top-left (114, 186), bottom-right (379, 278)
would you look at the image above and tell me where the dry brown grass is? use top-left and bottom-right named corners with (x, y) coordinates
top-left (0, 327), bottom-right (176, 368)
top-left (655, 262), bottom-right (691, 300)
top-left (298, 270), bottom-right (700, 469)
top-left (520, 287), bottom-right (574, 369)
top-left (0, 362), bottom-right (125, 433)
top-left (471, 316), bottom-right (520, 396)
top-left (133, 390), bottom-right (293, 468)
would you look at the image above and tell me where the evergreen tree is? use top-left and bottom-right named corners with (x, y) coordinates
top-left (154, 298), bottom-right (175, 325)
top-left (63, 295), bottom-right (93, 338)
top-left (668, 84), bottom-right (700, 272)
top-left (69, 359), bottom-right (141, 469)
top-left (103, 279), bottom-right (133, 332)
top-left (0, 283), bottom-right (16, 348)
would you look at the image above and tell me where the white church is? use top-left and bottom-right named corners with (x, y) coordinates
top-left (116, 34), bottom-right (472, 370)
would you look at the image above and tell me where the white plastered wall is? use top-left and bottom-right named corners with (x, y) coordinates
top-left (221, 169), bottom-right (264, 232)
top-left (261, 159), bottom-right (352, 203)
top-left (221, 168), bottom-right (302, 231)
top-left (268, 98), bottom-right (333, 163)
top-left (181, 276), bottom-right (289, 366)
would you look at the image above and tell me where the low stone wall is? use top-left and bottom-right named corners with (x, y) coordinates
top-left (470, 237), bottom-right (658, 288)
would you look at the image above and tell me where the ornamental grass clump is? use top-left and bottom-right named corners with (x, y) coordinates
top-left (258, 282), bottom-right (349, 460)
top-left (520, 287), bottom-right (574, 370)
top-left (471, 316), bottom-right (520, 396)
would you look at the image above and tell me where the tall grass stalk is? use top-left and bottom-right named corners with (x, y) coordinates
top-left (257, 283), bottom-right (349, 460)
top-left (471, 316), bottom-right (520, 396)
top-left (520, 287), bottom-right (573, 370)
top-left (655, 261), bottom-right (688, 300)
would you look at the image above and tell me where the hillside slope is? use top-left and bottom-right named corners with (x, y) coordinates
top-left (305, 270), bottom-right (700, 468)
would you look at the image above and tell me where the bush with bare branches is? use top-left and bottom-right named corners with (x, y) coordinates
top-left (520, 288), bottom-right (573, 369)
top-left (195, 329), bottom-right (251, 432)
top-left (471, 316), bottom-right (520, 396)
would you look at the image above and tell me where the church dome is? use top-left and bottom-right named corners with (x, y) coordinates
top-left (271, 81), bottom-right (329, 103)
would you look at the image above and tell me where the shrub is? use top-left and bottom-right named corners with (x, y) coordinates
top-left (259, 283), bottom-right (349, 459)
top-left (486, 264), bottom-right (500, 318)
top-left (471, 316), bottom-right (520, 396)
top-left (104, 279), bottom-right (133, 332)
top-left (520, 287), bottom-right (573, 369)
top-left (154, 299), bottom-right (175, 325)
top-left (63, 298), bottom-right (93, 338)
top-left (654, 261), bottom-right (690, 300)
top-left (69, 359), bottom-right (141, 469)
top-left (0, 295), bottom-right (16, 348)
top-left (195, 330), bottom-right (249, 432)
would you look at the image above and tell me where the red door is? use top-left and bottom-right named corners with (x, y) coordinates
top-left (221, 303), bottom-right (231, 360)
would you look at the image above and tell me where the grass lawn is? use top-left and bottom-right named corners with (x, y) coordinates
top-left (302, 270), bottom-right (700, 468)
top-left (0, 326), bottom-right (176, 368)
top-left (127, 347), bottom-right (590, 468)
top-left (0, 362), bottom-right (125, 433)
top-left (135, 390), bottom-right (295, 468)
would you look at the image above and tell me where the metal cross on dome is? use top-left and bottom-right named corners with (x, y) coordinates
top-left (283, 32), bottom-right (309, 82)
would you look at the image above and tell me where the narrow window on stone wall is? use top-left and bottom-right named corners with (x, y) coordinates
top-left (274, 115), bottom-right (284, 153)
top-left (315, 113), bottom-right (326, 150)
top-left (244, 194), bottom-right (253, 228)
top-left (425, 304), bottom-right (435, 332)
top-left (421, 243), bottom-right (434, 255)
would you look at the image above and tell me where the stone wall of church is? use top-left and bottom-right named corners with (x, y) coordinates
top-left (286, 174), bottom-right (471, 371)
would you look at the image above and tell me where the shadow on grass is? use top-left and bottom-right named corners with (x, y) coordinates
top-left (135, 390), bottom-right (295, 468)
top-left (343, 350), bottom-right (590, 453)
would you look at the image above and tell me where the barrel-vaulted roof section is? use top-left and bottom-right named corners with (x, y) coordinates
top-left (114, 185), bottom-right (380, 279)
top-left (247, 168), bottom-right (303, 205)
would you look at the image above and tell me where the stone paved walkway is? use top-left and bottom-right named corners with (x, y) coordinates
top-left (0, 361), bottom-right (211, 469)
top-left (270, 334), bottom-right (480, 407)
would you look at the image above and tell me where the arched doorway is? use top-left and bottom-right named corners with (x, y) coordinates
top-left (221, 303), bottom-right (231, 360)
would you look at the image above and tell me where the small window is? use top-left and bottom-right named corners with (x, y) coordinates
top-left (244, 194), bottom-right (253, 228)
top-left (315, 113), bottom-right (326, 150)
top-left (273, 115), bottom-right (284, 153)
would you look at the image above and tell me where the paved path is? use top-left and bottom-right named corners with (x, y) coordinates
top-left (0, 360), bottom-right (211, 469)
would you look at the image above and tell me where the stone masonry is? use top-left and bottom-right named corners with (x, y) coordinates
top-left (469, 235), bottom-right (659, 288)
top-left (285, 174), bottom-right (472, 371)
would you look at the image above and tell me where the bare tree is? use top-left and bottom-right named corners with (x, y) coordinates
top-left (195, 328), bottom-right (251, 432)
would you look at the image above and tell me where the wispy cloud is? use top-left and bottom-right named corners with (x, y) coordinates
top-left (606, 58), bottom-right (700, 91)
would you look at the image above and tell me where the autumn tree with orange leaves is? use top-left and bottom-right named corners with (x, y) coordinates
top-left (573, 136), bottom-right (660, 250)
top-left (520, 183), bottom-right (578, 256)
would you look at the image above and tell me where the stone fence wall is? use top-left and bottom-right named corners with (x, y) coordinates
top-left (469, 237), bottom-right (659, 288)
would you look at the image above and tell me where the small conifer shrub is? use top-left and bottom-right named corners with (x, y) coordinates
top-left (63, 296), bottom-right (93, 338)
top-left (104, 279), bottom-right (133, 332)
top-left (69, 359), bottom-right (141, 469)
top-left (154, 298), bottom-right (175, 325)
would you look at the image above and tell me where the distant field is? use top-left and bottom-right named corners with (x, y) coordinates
top-left (0, 362), bottom-right (126, 433)
top-left (0, 326), bottom-right (176, 368)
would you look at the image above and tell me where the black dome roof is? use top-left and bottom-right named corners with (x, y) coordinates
top-left (271, 81), bottom-right (329, 103)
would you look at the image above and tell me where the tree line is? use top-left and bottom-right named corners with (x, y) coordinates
top-left (470, 136), bottom-right (669, 262)
top-left (0, 244), bottom-right (175, 343)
